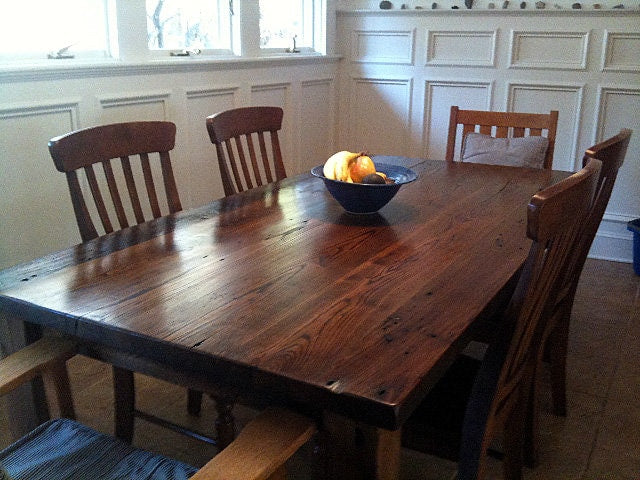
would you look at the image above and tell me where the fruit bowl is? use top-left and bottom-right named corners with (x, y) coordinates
top-left (311, 162), bottom-right (417, 214)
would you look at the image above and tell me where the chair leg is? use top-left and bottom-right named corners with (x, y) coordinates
top-left (503, 414), bottom-right (524, 480)
top-left (548, 315), bottom-right (570, 417)
top-left (503, 389), bottom-right (526, 480)
top-left (187, 389), bottom-right (204, 416)
top-left (523, 363), bottom-right (540, 468)
top-left (42, 359), bottom-right (76, 420)
top-left (212, 395), bottom-right (236, 450)
top-left (113, 366), bottom-right (135, 442)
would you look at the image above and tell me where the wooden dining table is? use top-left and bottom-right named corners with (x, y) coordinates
top-left (0, 157), bottom-right (569, 479)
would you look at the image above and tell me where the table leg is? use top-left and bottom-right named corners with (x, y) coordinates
top-left (0, 312), bottom-right (48, 438)
top-left (322, 411), bottom-right (401, 480)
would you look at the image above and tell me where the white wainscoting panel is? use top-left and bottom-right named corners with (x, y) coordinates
top-left (589, 84), bottom-right (640, 262)
top-left (0, 101), bottom-right (81, 267)
top-left (348, 77), bottom-right (413, 156)
top-left (299, 79), bottom-right (335, 172)
top-left (507, 82), bottom-right (584, 172)
top-left (602, 31), bottom-right (640, 73)
top-left (0, 57), bottom-right (338, 269)
top-left (423, 80), bottom-right (493, 160)
top-left (250, 83), bottom-right (293, 173)
top-left (182, 85), bottom-right (240, 207)
top-left (509, 31), bottom-right (589, 70)
top-left (351, 29), bottom-right (415, 65)
top-left (337, 10), bottom-right (639, 262)
top-left (98, 91), bottom-right (171, 124)
top-left (426, 30), bottom-right (497, 67)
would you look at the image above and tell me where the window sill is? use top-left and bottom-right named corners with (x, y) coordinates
top-left (0, 53), bottom-right (342, 83)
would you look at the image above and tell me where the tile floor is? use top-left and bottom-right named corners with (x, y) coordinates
top-left (2, 258), bottom-right (639, 479)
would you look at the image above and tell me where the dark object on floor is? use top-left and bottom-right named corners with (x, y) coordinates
top-left (572, 2), bottom-right (582, 7)
top-left (465, 0), bottom-right (474, 8)
top-left (380, 0), bottom-right (393, 8)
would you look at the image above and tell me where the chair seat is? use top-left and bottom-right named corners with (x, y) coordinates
top-left (0, 419), bottom-right (197, 480)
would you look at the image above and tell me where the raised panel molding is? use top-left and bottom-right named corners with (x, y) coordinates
top-left (509, 31), bottom-right (589, 70)
top-left (299, 78), bottom-right (335, 172)
top-left (351, 29), bottom-right (415, 65)
top-left (0, 99), bottom-right (80, 126)
top-left (594, 85), bottom-right (640, 141)
top-left (98, 91), bottom-right (171, 110)
top-left (423, 80), bottom-right (493, 159)
top-left (251, 82), bottom-right (291, 94)
top-left (348, 77), bottom-right (413, 155)
top-left (507, 82), bottom-right (584, 171)
top-left (602, 31), bottom-right (640, 73)
top-left (426, 30), bottom-right (497, 67)
top-left (185, 85), bottom-right (240, 100)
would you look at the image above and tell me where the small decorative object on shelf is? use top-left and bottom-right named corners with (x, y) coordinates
top-left (612, 3), bottom-right (625, 7)
top-left (432, 2), bottom-right (438, 7)
top-left (379, 0), bottom-right (392, 8)
top-left (502, 0), bottom-right (510, 7)
top-left (572, 2), bottom-right (582, 7)
top-left (452, 5), bottom-right (459, 8)
top-left (465, 0), bottom-right (474, 8)
top-left (536, 1), bottom-right (546, 7)
top-left (415, 5), bottom-right (424, 8)
top-left (593, 3), bottom-right (601, 7)
top-left (488, 2), bottom-right (496, 7)
top-left (401, 3), bottom-right (408, 8)
top-left (520, 1), bottom-right (526, 7)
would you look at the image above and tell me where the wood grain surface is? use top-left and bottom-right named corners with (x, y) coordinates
top-left (0, 158), bottom-right (568, 431)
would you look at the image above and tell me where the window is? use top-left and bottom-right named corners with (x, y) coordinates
top-left (0, 0), bottom-right (111, 62)
top-left (146, 0), bottom-right (232, 55)
top-left (0, 0), bottom-right (326, 65)
top-left (259, 0), bottom-right (317, 53)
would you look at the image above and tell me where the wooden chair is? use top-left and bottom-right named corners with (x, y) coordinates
top-left (0, 336), bottom-right (316, 480)
top-left (446, 106), bottom-right (559, 169)
top-left (525, 128), bottom-right (632, 465)
top-left (402, 158), bottom-right (602, 480)
top-left (206, 107), bottom-right (286, 197)
top-left (48, 122), bottom-right (224, 447)
top-left (48, 122), bottom-right (182, 241)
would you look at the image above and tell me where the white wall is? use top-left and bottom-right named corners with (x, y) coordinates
top-left (335, 8), bottom-right (640, 263)
top-left (0, 58), bottom-right (339, 269)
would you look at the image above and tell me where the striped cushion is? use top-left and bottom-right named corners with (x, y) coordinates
top-left (0, 464), bottom-right (11, 480)
top-left (0, 419), bottom-right (197, 480)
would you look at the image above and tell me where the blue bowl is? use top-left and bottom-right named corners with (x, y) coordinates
top-left (311, 162), bottom-right (418, 214)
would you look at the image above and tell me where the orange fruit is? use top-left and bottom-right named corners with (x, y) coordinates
top-left (349, 155), bottom-right (376, 183)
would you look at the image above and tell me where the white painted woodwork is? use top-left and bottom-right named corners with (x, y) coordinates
top-left (1, 8), bottom-right (639, 269)
top-left (0, 58), bottom-right (339, 269)
top-left (336, 9), bottom-right (640, 263)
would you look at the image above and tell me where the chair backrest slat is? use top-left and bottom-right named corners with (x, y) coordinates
top-left (246, 134), bottom-right (263, 186)
top-left (206, 107), bottom-right (286, 197)
top-left (83, 164), bottom-right (115, 235)
top-left (49, 121), bottom-right (180, 242)
top-left (120, 156), bottom-right (145, 224)
top-left (101, 159), bottom-right (129, 230)
top-left (446, 106), bottom-right (559, 169)
top-left (139, 152), bottom-right (162, 219)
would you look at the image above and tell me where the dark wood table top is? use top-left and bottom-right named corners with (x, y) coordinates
top-left (0, 158), bottom-right (568, 431)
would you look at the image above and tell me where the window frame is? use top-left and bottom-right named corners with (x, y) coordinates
top-left (0, 0), bottom-right (328, 67)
